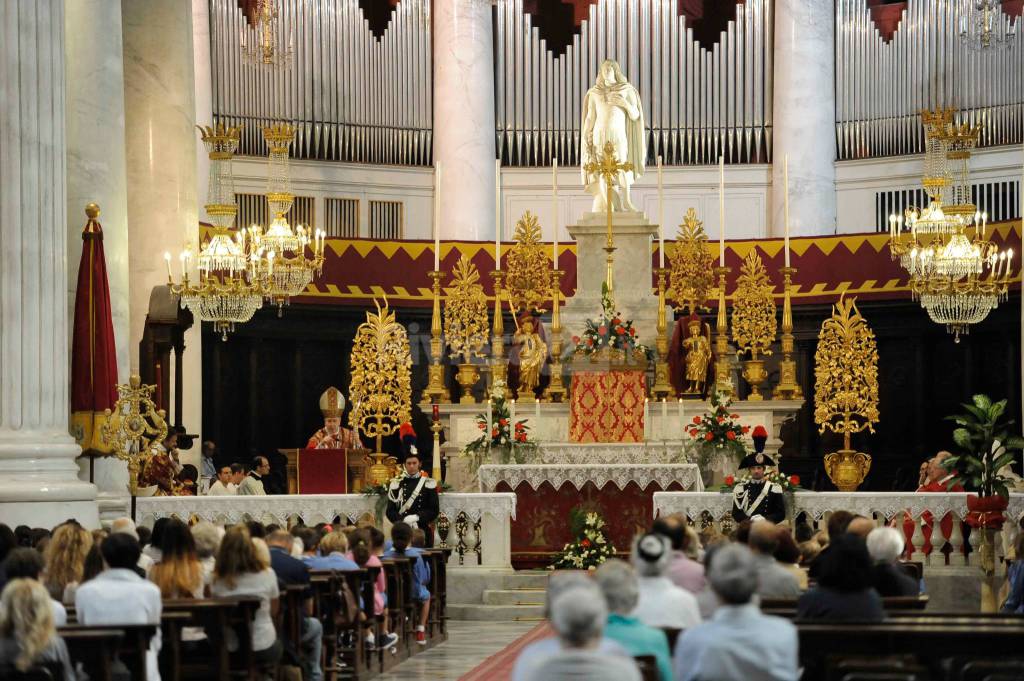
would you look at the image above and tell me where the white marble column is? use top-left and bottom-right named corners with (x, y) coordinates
top-left (65, 0), bottom-right (132, 518)
top-left (0, 0), bottom-right (99, 529)
top-left (193, 0), bottom-right (213, 220)
top-left (122, 0), bottom-right (203, 462)
top-left (433, 0), bottom-right (496, 241)
top-left (772, 0), bottom-right (836, 236)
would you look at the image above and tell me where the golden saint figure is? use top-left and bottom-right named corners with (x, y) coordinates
top-left (513, 317), bottom-right (548, 398)
top-left (683, 319), bottom-right (712, 395)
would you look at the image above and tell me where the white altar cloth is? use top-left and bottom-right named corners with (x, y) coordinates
top-left (479, 463), bottom-right (705, 493)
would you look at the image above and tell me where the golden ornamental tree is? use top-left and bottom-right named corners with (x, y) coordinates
top-left (504, 211), bottom-right (552, 316)
top-left (444, 255), bottom-right (489, 364)
top-left (731, 249), bottom-right (777, 360)
top-left (668, 208), bottom-right (716, 316)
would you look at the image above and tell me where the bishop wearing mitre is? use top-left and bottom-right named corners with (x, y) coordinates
top-left (306, 386), bottom-right (362, 450)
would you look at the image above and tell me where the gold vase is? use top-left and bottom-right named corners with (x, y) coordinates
top-left (742, 359), bottom-right (768, 401)
top-left (456, 363), bottom-right (481, 404)
top-left (823, 449), bottom-right (872, 491)
top-left (367, 452), bottom-right (397, 487)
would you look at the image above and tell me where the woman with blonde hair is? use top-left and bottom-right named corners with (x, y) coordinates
top-left (43, 522), bottom-right (93, 604)
top-left (0, 579), bottom-right (75, 680)
top-left (211, 525), bottom-right (282, 666)
top-left (149, 518), bottom-right (203, 599)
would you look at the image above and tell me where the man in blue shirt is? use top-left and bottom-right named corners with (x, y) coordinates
top-left (673, 543), bottom-right (798, 681)
top-left (267, 530), bottom-right (323, 681)
top-left (383, 522), bottom-right (431, 645)
top-left (594, 559), bottom-right (673, 681)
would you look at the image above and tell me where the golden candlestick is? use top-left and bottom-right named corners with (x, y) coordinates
top-left (713, 266), bottom-right (733, 397)
top-left (583, 141), bottom-right (633, 300)
top-left (543, 269), bottom-right (568, 402)
top-left (651, 267), bottom-right (673, 400)
top-left (421, 270), bottom-right (449, 404)
top-left (431, 419), bottom-right (444, 483)
top-left (773, 266), bottom-right (803, 400)
top-left (490, 271), bottom-right (511, 399)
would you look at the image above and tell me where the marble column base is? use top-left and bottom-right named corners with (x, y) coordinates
top-left (0, 440), bottom-right (98, 529)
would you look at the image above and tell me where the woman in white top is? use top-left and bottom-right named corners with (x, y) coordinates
top-left (210, 526), bottom-right (282, 666)
top-left (631, 533), bottom-right (702, 630)
top-left (0, 579), bottom-right (75, 681)
top-left (190, 522), bottom-right (223, 589)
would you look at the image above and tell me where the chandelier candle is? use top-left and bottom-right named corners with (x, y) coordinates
top-left (434, 163), bottom-right (442, 270)
top-left (553, 158), bottom-right (559, 268)
top-left (719, 156), bottom-right (725, 266)
top-left (784, 154), bottom-right (791, 268)
top-left (495, 159), bottom-right (501, 270)
top-left (658, 155), bottom-right (665, 268)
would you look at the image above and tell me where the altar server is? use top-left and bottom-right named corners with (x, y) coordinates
top-left (385, 423), bottom-right (439, 547)
top-left (731, 427), bottom-right (786, 524)
top-left (306, 387), bottom-right (361, 450)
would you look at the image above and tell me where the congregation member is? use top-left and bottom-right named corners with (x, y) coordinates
top-left (773, 525), bottom-right (808, 590)
top-left (383, 522), bottom-right (432, 645)
top-left (651, 514), bottom-right (705, 594)
top-left (1, 549), bottom-right (67, 626)
top-left (210, 526), bottom-right (282, 668)
top-left (266, 530), bottom-right (324, 681)
top-left (148, 518), bottom-right (204, 598)
top-left (808, 510), bottom-right (855, 579)
top-left (207, 465), bottom-right (238, 495)
top-left (293, 527), bottom-right (321, 559)
top-left (867, 526), bottom-right (919, 597)
top-left (75, 533), bottom-right (163, 681)
top-left (797, 534), bottom-right (884, 622)
top-left (631, 533), bottom-right (701, 630)
top-left (0, 579), bottom-right (76, 681)
top-left (42, 522), bottom-right (92, 605)
top-left (673, 544), bottom-right (799, 681)
top-left (594, 559), bottom-right (673, 681)
top-left (303, 530), bottom-right (358, 570)
top-left (351, 528), bottom-right (398, 650)
top-left (144, 518), bottom-right (169, 564)
top-left (191, 522), bottom-right (222, 588)
top-left (525, 585), bottom-right (642, 681)
top-left (747, 521), bottom-right (802, 598)
top-left (1002, 532), bottom-right (1024, 613)
top-left (238, 457), bottom-right (270, 495)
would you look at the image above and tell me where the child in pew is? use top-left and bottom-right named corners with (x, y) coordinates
top-left (382, 522), bottom-right (431, 646)
top-left (351, 529), bottom-right (398, 650)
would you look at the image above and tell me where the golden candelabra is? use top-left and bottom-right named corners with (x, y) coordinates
top-left (431, 418), bottom-right (444, 483)
top-left (772, 266), bottom-right (803, 400)
top-left (669, 208), bottom-right (716, 317)
top-left (542, 269), bottom-right (568, 402)
top-left (101, 374), bottom-right (168, 497)
top-left (731, 250), bottom-right (776, 401)
top-left (814, 295), bottom-right (880, 492)
top-left (713, 266), bottom-right (733, 396)
top-left (651, 267), bottom-right (673, 400)
top-left (583, 141), bottom-right (633, 298)
top-left (348, 299), bottom-right (412, 486)
top-left (444, 255), bottom-right (489, 404)
top-left (490, 270), bottom-right (511, 399)
top-left (421, 271), bottom-right (449, 404)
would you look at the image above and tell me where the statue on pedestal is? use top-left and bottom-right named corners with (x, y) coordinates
top-left (682, 319), bottom-right (712, 395)
top-left (581, 60), bottom-right (646, 212)
top-left (512, 315), bottom-right (548, 400)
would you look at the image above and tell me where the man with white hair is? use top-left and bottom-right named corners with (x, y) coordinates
top-left (594, 559), bottom-right (672, 681)
top-left (525, 586), bottom-right (642, 681)
top-left (866, 526), bottom-right (918, 597)
top-left (631, 532), bottom-right (702, 629)
top-left (511, 573), bottom-right (628, 681)
top-left (674, 543), bottom-right (799, 681)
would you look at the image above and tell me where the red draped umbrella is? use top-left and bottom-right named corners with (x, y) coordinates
top-left (71, 203), bottom-right (119, 455)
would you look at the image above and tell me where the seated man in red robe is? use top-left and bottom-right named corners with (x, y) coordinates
top-left (903, 452), bottom-right (964, 555)
top-left (307, 386), bottom-right (361, 450)
top-left (138, 430), bottom-right (180, 496)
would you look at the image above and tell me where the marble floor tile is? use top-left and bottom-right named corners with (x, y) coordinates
top-left (373, 620), bottom-right (539, 681)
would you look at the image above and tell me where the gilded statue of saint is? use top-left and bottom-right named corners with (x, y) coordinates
top-left (683, 319), bottom-right (712, 395)
top-left (513, 317), bottom-right (548, 399)
top-left (580, 59), bottom-right (646, 212)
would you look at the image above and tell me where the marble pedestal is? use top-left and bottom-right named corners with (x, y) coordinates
top-left (561, 211), bottom-right (670, 346)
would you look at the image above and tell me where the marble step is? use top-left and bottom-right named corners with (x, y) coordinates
top-left (500, 572), bottom-right (551, 590)
top-left (482, 589), bottom-right (547, 606)
top-left (447, 603), bottom-right (547, 621)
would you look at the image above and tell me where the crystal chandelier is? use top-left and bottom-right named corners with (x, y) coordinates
top-left (889, 110), bottom-right (1014, 341)
top-left (241, 0), bottom-right (293, 68)
top-left (165, 124), bottom-right (268, 340)
top-left (959, 0), bottom-right (1017, 51)
top-left (247, 123), bottom-right (325, 313)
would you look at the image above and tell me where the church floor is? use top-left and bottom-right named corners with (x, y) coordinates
top-left (372, 620), bottom-right (540, 681)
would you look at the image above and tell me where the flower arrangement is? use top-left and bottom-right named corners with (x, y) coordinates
top-left (461, 381), bottom-right (537, 464)
top-left (720, 469), bottom-right (802, 494)
top-left (566, 283), bottom-right (651, 359)
top-left (550, 507), bottom-right (616, 570)
top-left (688, 390), bottom-right (749, 472)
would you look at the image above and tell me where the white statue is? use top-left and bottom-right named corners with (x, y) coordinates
top-left (581, 59), bottom-right (646, 212)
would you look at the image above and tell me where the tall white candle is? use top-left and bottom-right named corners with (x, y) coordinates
top-left (434, 163), bottom-right (442, 270)
top-left (486, 399), bottom-right (493, 439)
top-left (495, 159), bottom-right (501, 270)
top-left (510, 399), bottom-right (516, 424)
top-left (643, 398), bottom-right (650, 441)
top-left (552, 159), bottom-right (559, 268)
top-left (535, 398), bottom-right (540, 420)
top-left (658, 156), bottom-right (665, 268)
top-left (784, 154), bottom-right (791, 268)
top-left (719, 156), bottom-right (725, 267)
top-left (661, 397), bottom-right (668, 419)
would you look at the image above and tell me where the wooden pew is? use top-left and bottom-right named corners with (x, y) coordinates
top-left (421, 549), bottom-right (445, 647)
top-left (279, 583), bottom-right (308, 671)
top-left (59, 622), bottom-right (156, 681)
top-left (160, 596), bottom-right (261, 681)
top-left (761, 594), bottom-right (930, 617)
top-left (59, 628), bottom-right (124, 681)
top-left (310, 569), bottom-right (367, 680)
top-left (380, 558), bottom-right (411, 660)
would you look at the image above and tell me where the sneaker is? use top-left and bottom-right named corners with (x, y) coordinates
top-left (415, 630), bottom-right (426, 646)
top-left (364, 635), bottom-right (376, 649)
top-left (380, 632), bottom-right (399, 649)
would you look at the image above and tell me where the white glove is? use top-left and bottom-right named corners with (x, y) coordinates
top-left (751, 514), bottom-right (765, 522)
top-left (403, 515), bottom-right (420, 525)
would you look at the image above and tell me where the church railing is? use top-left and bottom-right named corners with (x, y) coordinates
top-left (653, 491), bottom-right (1024, 568)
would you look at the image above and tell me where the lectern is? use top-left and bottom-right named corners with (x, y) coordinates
top-left (278, 448), bottom-right (370, 494)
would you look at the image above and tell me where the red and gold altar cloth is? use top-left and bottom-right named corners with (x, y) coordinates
top-left (568, 369), bottom-right (646, 443)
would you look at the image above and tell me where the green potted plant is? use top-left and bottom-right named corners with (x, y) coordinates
top-left (942, 394), bottom-right (1024, 530)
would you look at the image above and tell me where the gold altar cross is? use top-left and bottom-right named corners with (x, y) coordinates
top-left (583, 141), bottom-right (634, 295)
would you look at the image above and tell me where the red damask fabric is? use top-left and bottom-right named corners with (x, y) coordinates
top-left (568, 370), bottom-right (646, 443)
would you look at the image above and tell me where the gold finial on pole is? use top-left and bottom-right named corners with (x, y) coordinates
top-left (772, 267), bottom-right (803, 400)
top-left (651, 267), bottom-right (673, 400)
top-left (421, 270), bottom-right (450, 404)
top-left (712, 266), bottom-right (733, 396)
top-left (582, 141), bottom-right (633, 299)
top-left (491, 270), bottom-right (510, 399)
top-left (542, 269), bottom-right (568, 403)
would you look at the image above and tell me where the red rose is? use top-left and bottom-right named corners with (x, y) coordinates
top-left (726, 431), bottom-right (736, 440)
top-left (716, 416), bottom-right (725, 424)
top-left (630, 327), bottom-right (636, 336)
top-left (515, 422), bottom-right (524, 431)
top-left (724, 475), bottom-right (735, 486)
top-left (616, 326), bottom-right (625, 335)
top-left (499, 418), bottom-right (508, 426)
top-left (790, 475), bottom-right (800, 486)
top-left (516, 433), bottom-right (527, 443)
top-left (581, 538), bottom-right (592, 548)
top-left (491, 428), bottom-right (499, 438)
top-left (572, 336), bottom-right (580, 345)
top-left (730, 413), bottom-right (740, 419)
top-left (478, 423), bottom-right (486, 430)
top-left (586, 338), bottom-right (594, 346)
top-left (689, 429), bottom-right (699, 438)
top-left (692, 416), bottom-right (701, 425)
top-left (598, 325), bottom-right (607, 335)
top-left (704, 433), bottom-right (714, 441)
top-left (612, 318), bottom-right (621, 325)
top-left (742, 426), bottom-right (750, 434)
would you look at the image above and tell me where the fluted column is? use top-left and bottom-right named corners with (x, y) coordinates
top-left (122, 0), bottom-right (203, 463)
top-left (0, 0), bottom-right (99, 528)
top-left (772, 0), bottom-right (836, 236)
top-left (433, 0), bottom-right (496, 241)
top-left (66, 0), bottom-right (131, 516)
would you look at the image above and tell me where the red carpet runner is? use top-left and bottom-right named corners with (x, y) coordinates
top-left (458, 622), bottom-right (552, 681)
